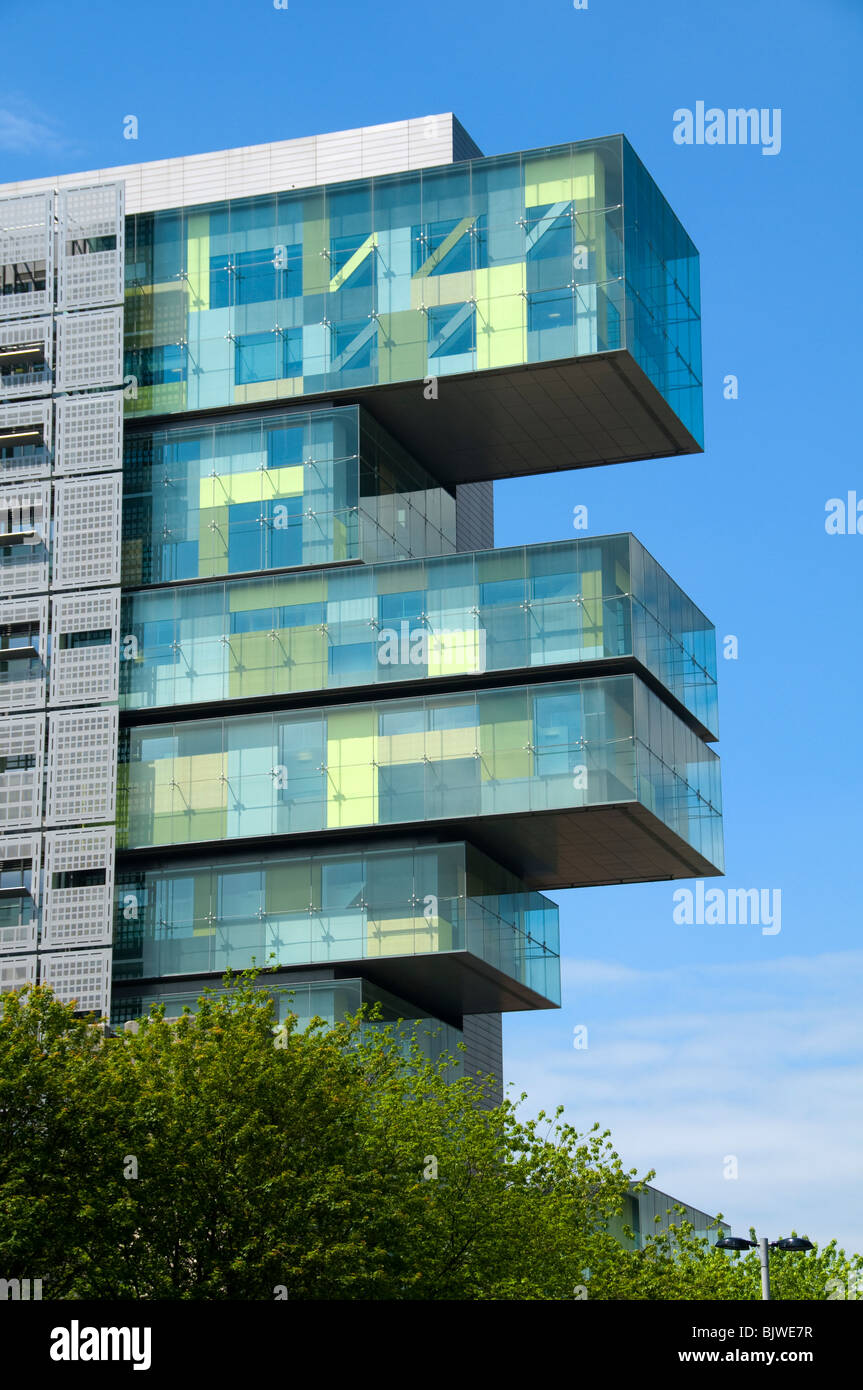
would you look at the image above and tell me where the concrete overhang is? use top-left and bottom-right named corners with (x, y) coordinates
top-left (344, 349), bottom-right (701, 485)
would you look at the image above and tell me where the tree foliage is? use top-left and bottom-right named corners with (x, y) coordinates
top-left (0, 975), bottom-right (858, 1301)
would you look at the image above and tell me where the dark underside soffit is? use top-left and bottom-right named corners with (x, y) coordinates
top-left (353, 350), bottom-right (701, 485)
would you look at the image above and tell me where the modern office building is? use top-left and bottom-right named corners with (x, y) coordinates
top-left (0, 114), bottom-right (722, 1094)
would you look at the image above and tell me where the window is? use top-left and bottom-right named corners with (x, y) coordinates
top-left (1, 261), bottom-right (47, 298)
top-left (321, 860), bottom-right (364, 910)
top-left (210, 245), bottom-right (302, 308)
top-left (0, 622), bottom-right (39, 652)
top-left (58, 628), bottom-right (112, 650)
top-left (527, 291), bottom-right (575, 332)
top-left (427, 304), bottom-right (475, 359)
top-left (330, 320), bottom-right (375, 370)
top-left (328, 643), bottom-right (374, 679)
top-left (525, 203), bottom-right (573, 261)
top-left (66, 235), bottom-right (117, 256)
top-left (125, 345), bottom-right (187, 387)
top-left (412, 216), bottom-right (487, 276)
top-left (329, 233), bottom-right (374, 288)
top-left (235, 330), bottom-right (302, 385)
top-left (230, 607), bottom-right (273, 636)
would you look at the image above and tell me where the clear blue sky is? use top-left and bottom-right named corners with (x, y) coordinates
top-left (2, 0), bottom-right (861, 1252)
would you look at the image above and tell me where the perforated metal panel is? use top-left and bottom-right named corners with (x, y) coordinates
top-left (57, 185), bottom-right (124, 311)
top-left (0, 953), bottom-right (37, 993)
top-left (51, 473), bottom-right (121, 589)
top-left (0, 832), bottom-right (40, 954)
top-left (55, 308), bottom-right (122, 391)
top-left (41, 827), bottom-right (115, 948)
top-left (40, 948), bottom-right (111, 1016)
top-left (53, 391), bottom-right (122, 475)
top-left (0, 399), bottom-right (52, 483)
top-left (0, 711), bottom-right (45, 830)
top-left (0, 316), bottom-right (52, 401)
top-left (0, 192), bottom-right (54, 322)
top-left (0, 594), bottom-right (48, 711)
top-left (0, 480), bottom-right (50, 595)
top-left (45, 706), bottom-right (117, 826)
top-left (49, 589), bottom-right (120, 706)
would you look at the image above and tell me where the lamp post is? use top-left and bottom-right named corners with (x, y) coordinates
top-left (715, 1233), bottom-right (814, 1300)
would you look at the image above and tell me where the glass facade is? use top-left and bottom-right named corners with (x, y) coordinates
top-left (122, 135), bottom-right (702, 445)
top-left (118, 674), bottom-right (722, 868)
top-left (122, 404), bottom-right (456, 586)
top-left (112, 840), bottom-right (559, 1003)
top-left (109, 974), bottom-right (465, 1071)
top-left (120, 533), bottom-right (717, 736)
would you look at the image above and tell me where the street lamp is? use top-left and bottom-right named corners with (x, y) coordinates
top-left (716, 1233), bottom-right (814, 1300)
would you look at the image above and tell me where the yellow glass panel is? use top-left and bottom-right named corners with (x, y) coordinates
top-left (480, 718), bottom-right (532, 781)
top-left (411, 269), bottom-right (473, 311)
top-left (199, 466), bottom-right (303, 508)
top-left (186, 213), bottom-right (210, 311)
top-left (198, 506), bottom-right (228, 576)
top-left (582, 567), bottom-right (603, 650)
top-left (234, 378), bottom-right (304, 405)
top-left (475, 264), bottom-right (526, 370)
top-left (366, 914), bottom-right (453, 957)
top-left (327, 708), bottom-right (377, 827)
top-left (427, 629), bottom-right (484, 678)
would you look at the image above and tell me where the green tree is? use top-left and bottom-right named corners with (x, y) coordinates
top-left (1, 975), bottom-right (858, 1301)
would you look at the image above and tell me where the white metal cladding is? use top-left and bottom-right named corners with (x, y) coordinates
top-left (40, 947), bottom-right (111, 1015)
top-left (49, 589), bottom-right (120, 706)
top-left (0, 953), bottom-right (37, 992)
top-left (41, 827), bottom-right (115, 949)
top-left (45, 706), bottom-right (118, 826)
top-left (0, 711), bottom-right (45, 830)
top-left (0, 832), bottom-right (40, 954)
top-left (0, 399), bottom-right (52, 484)
top-left (57, 185), bottom-right (125, 311)
top-left (0, 594), bottom-right (48, 712)
top-left (51, 473), bottom-right (122, 589)
top-left (0, 316), bottom-right (52, 401)
top-left (53, 391), bottom-right (122, 475)
top-left (0, 191), bottom-right (54, 322)
top-left (55, 308), bottom-right (123, 391)
top-left (0, 480), bottom-right (50, 595)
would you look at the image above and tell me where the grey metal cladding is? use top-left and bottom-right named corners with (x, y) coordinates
top-left (0, 953), bottom-right (37, 991)
top-left (0, 399), bottom-right (52, 484)
top-left (41, 827), bottom-right (115, 949)
top-left (461, 1013), bottom-right (504, 1107)
top-left (57, 185), bottom-right (125, 311)
top-left (45, 705), bottom-right (118, 826)
top-left (51, 473), bottom-right (122, 589)
top-left (0, 711), bottom-right (45, 830)
top-left (0, 595), bottom-right (48, 713)
top-left (0, 832), bottom-right (40, 955)
top-left (53, 391), bottom-right (123, 475)
top-left (0, 317), bottom-right (52, 401)
top-left (49, 589), bottom-right (120, 707)
top-left (0, 481), bottom-right (50, 596)
top-left (0, 192), bottom-right (54, 322)
top-left (55, 308), bottom-right (123, 391)
top-left (39, 947), bottom-right (112, 1016)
